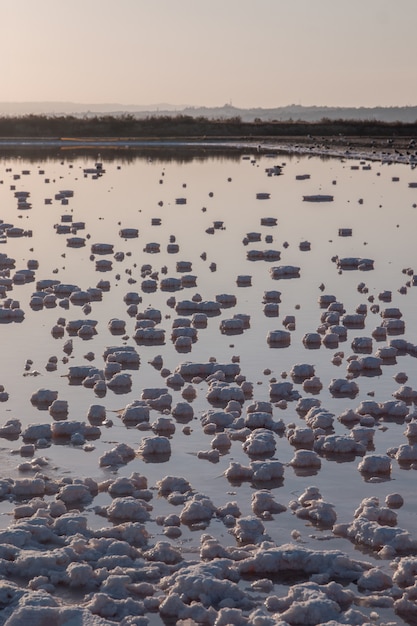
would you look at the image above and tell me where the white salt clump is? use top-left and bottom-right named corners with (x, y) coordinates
top-left (353, 497), bottom-right (397, 526)
top-left (269, 381), bottom-right (300, 401)
top-left (157, 475), bottom-right (192, 496)
top-left (224, 462), bottom-right (253, 482)
top-left (334, 517), bottom-right (417, 555)
top-left (87, 404), bottom-right (106, 425)
top-left (147, 392), bottom-right (172, 411)
top-left (290, 450), bottom-right (321, 470)
top-left (305, 406), bottom-right (334, 430)
top-left (294, 498), bottom-right (337, 528)
top-left (267, 330), bottom-right (291, 347)
top-left (238, 542), bottom-right (369, 581)
top-left (393, 443), bottom-right (417, 463)
top-left (231, 516), bottom-right (267, 544)
top-left (120, 400), bottom-right (149, 425)
top-left (267, 581), bottom-right (355, 625)
top-left (104, 346), bottom-right (140, 367)
top-left (296, 397), bottom-right (321, 416)
top-left (48, 399), bottom-right (69, 419)
top-left (270, 265), bottom-right (300, 278)
top-left (404, 422), bottom-right (417, 439)
top-left (107, 496), bottom-right (151, 522)
top-left (176, 361), bottom-right (240, 379)
top-left (152, 417), bottom-right (175, 435)
top-left (244, 411), bottom-right (284, 432)
top-left (329, 378), bottom-right (359, 397)
top-left (252, 491), bottom-right (286, 516)
top-left (107, 372), bottom-right (132, 391)
top-left (391, 555), bottom-right (417, 586)
top-left (51, 420), bottom-right (99, 439)
top-left (303, 376), bottom-right (323, 393)
top-left (206, 381), bottom-right (245, 405)
top-left (356, 400), bottom-right (382, 417)
top-left (250, 460), bottom-right (284, 481)
top-left (180, 494), bottom-right (217, 526)
top-left (358, 454), bottom-right (391, 475)
top-left (30, 388), bottom-right (58, 407)
top-left (242, 429), bottom-right (276, 456)
top-left (197, 449), bottom-right (220, 462)
top-left (99, 443), bottom-right (136, 467)
top-left (22, 423), bottom-right (52, 441)
top-left (290, 363), bottom-right (315, 381)
top-left (393, 385), bottom-right (417, 402)
top-left (314, 434), bottom-right (365, 457)
top-left (0, 419), bottom-right (21, 437)
top-left (351, 425), bottom-right (375, 447)
top-left (247, 400), bottom-right (272, 414)
top-left (303, 332), bottom-right (322, 347)
top-left (57, 483), bottom-right (94, 506)
top-left (144, 540), bottom-right (183, 564)
top-left (12, 478), bottom-right (46, 497)
top-left (138, 436), bottom-right (171, 457)
top-left (201, 410), bottom-right (235, 429)
top-left (211, 432), bottom-right (231, 450)
top-left (385, 493), bottom-right (404, 509)
top-left (337, 408), bottom-right (361, 425)
top-left (215, 608), bottom-right (249, 625)
top-left (287, 426), bottom-right (315, 447)
top-left (172, 402), bottom-right (194, 421)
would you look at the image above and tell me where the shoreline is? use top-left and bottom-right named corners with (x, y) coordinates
top-left (0, 136), bottom-right (415, 166)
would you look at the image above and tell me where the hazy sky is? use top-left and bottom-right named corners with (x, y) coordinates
top-left (1, 0), bottom-right (416, 108)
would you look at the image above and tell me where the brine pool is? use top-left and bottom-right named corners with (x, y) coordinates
top-left (0, 144), bottom-right (417, 625)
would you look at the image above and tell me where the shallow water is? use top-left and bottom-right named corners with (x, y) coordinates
top-left (1, 145), bottom-right (417, 623)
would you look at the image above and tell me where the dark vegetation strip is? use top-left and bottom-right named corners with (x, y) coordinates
top-left (0, 114), bottom-right (416, 139)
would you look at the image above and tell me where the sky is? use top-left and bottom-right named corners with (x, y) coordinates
top-left (1, 0), bottom-right (416, 109)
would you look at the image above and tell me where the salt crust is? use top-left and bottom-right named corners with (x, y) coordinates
top-left (3, 467), bottom-right (407, 625)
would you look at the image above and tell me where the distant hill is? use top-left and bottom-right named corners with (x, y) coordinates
top-left (0, 102), bottom-right (416, 123)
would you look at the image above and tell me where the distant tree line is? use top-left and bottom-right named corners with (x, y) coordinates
top-left (0, 113), bottom-right (416, 139)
